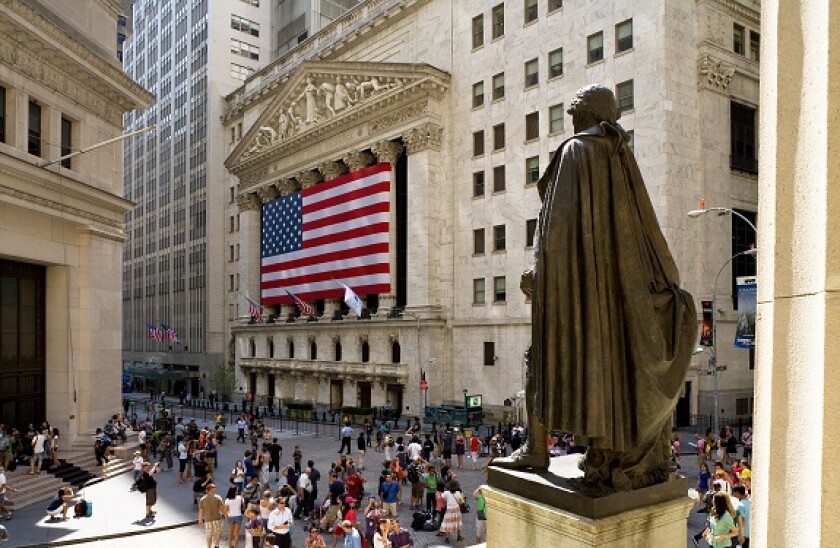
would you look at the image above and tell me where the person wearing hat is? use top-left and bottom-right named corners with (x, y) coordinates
top-left (339, 519), bottom-right (363, 548)
top-left (131, 451), bottom-right (144, 489)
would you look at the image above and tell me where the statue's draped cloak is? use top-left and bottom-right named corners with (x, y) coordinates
top-left (532, 122), bottom-right (696, 453)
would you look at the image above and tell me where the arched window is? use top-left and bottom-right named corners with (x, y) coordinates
top-left (361, 340), bottom-right (370, 363)
top-left (288, 339), bottom-right (295, 359)
top-left (248, 338), bottom-right (256, 357)
top-left (310, 340), bottom-right (317, 360)
top-left (268, 338), bottom-right (274, 358)
top-left (391, 341), bottom-right (401, 363)
top-left (335, 340), bottom-right (342, 361)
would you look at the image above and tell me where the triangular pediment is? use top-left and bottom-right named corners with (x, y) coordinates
top-left (226, 61), bottom-right (450, 172)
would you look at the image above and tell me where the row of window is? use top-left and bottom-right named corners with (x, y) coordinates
top-left (472, 0), bottom-right (564, 49)
top-left (472, 157), bottom-right (539, 197)
top-left (230, 63), bottom-right (255, 81)
top-left (733, 23), bottom-right (760, 62)
top-left (231, 15), bottom-right (259, 37)
top-left (586, 20), bottom-right (633, 64)
top-left (247, 337), bottom-right (401, 364)
top-left (231, 38), bottom-right (259, 60)
top-left (472, 220), bottom-right (537, 255)
top-left (473, 276), bottom-right (507, 304)
top-left (0, 85), bottom-right (74, 169)
top-left (471, 51), bottom-right (563, 107)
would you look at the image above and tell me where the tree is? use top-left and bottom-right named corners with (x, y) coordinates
top-left (210, 364), bottom-right (236, 401)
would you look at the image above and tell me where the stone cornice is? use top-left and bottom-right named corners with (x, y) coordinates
top-left (223, 0), bottom-right (432, 122)
top-left (695, 0), bottom-right (760, 27)
top-left (0, 0), bottom-right (153, 122)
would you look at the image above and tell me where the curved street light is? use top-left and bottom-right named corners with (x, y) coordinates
top-left (687, 207), bottom-right (758, 233)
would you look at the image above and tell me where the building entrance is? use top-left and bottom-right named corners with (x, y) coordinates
top-left (0, 260), bottom-right (46, 430)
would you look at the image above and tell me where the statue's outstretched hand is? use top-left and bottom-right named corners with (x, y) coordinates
top-left (520, 268), bottom-right (534, 298)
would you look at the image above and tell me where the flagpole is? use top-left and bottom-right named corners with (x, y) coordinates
top-left (237, 290), bottom-right (270, 314)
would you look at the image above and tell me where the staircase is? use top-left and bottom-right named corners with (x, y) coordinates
top-left (3, 450), bottom-right (134, 511)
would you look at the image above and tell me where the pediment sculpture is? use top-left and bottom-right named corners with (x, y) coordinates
top-left (243, 74), bottom-right (405, 159)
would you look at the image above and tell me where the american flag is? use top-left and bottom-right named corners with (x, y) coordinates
top-left (287, 289), bottom-right (319, 319)
top-left (245, 296), bottom-right (264, 322)
top-left (261, 163), bottom-right (391, 305)
top-left (161, 323), bottom-right (180, 344)
top-left (146, 322), bottom-right (162, 343)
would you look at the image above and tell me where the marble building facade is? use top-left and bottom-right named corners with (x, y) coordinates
top-left (223, 0), bottom-right (760, 421)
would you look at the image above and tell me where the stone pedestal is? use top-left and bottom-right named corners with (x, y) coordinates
top-left (485, 456), bottom-right (691, 547)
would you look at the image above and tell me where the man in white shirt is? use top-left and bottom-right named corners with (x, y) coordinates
top-left (295, 468), bottom-right (311, 519)
top-left (407, 438), bottom-right (422, 461)
top-left (236, 418), bottom-right (247, 443)
top-left (267, 497), bottom-right (293, 548)
top-left (178, 439), bottom-right (189, 483)
top-left (339, 424), bottom-right (353, 454)
top-left (30, 429), bottom-right (46, 475)
top-left (138, 429), bottom-right (148, 459)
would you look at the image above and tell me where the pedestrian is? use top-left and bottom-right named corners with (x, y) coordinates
top-left (305, 525), bottom-right (328, 548)
top-left (198, 483), bottom-right (227, 548)
top-left (423, 465), bottom-right (439, 513)
top-left (0, 425), bottom-right (9, 470)
top-left (178, 437), bottom-right (190, 483)
top-left (469, 434), bottom-right (482, 470)
top-left (406, 456), bottom-right (425, 510)
top-left (293, 445), bottom-right (303, 475)
top-left (732, 484), bottom-right (751, 547)
top-left (29, 428), bottom-right (46, 475)
top-left (244, 507), bottom-right (265, 548)
top-left (296, 467), bottom-right (313, 519)
top-left (364, 497), bottom-right (382, 547)
top-left (373, 518), bottom-right (390, 548)
top-left (339, 519), bottom-right (363, 548)
top-left (741, 427), bottom-right (753, 461)
top-left (0, 465), bottom-right (19, 520)
top-left (701, 492), bottom-right (739, 548)
top-left (454, 431), bottom-right (466, 469)
top-left (141, 461), bottom-right (160, 517)
top-left (269, 438), bottom-right (283, 482)
top-left (696, 462), bottom-right (711, 512)
top-left (357, 433), bottom-right (367, 470)
top-left (379, 474), bottom-right (400, 518)
top-left (49, 428), bottom-right (60, 468)
top-left (259, 444), bottom-right (271, 489)
top-left (225, 486), bottom-right (244, 548)
top-left (422, 434), bottom-right (434, 462)
top-left (388, 518), bottom-right (413, 548)
top-left (441, 429), bottom-right (452, 467)
top-left (437, 481), bottom-right (463, 543)
top-left (267, 497), bottom-right (293, 548)
top-left (474, 486), bottom-right (487, 544)
top-left (131, 451), bottom-right (144, 489)
top-left (237, 417), bottom-right (247, 443)
top-left (339, 423), bottom-right (353, 455)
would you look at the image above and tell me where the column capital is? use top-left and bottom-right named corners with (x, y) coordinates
top-left (343, 150), bottom-right (376, 172)
top-left (256, 185), bottom-right (279, 204)
top-left (278, 179), bottom-right (297, 196)
top-left (317, 160), bottom-right (349, 182)
top-left (371, 140), bottom-right (404, 165)
top-left (236, 192), bottom-right (261, 211)
top-left (403, 123), bottom-right (444, 154)
top-left (296, 170), bottom-right (323, 189)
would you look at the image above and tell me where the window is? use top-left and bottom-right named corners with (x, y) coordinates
top-left (361, 341), bottom-right (370, 363)
top-left (616, 19), bottom-right (633, 52)
top-left (335, 340), bottom-right (342, 361)
top-left (28, 100), bottom-right (41, 157)
top-left (288, 340), bottom-right (295, 358)
top-left (549, 104), bottom-right (564, 134)
top-left (483, 341), bottom-right (495, 365)
top-left (525, 112), bottom-right (539, 140)
top-left (249, 339), bottom-right (256, 357)
top-left (524, 58), bottom-right (538, 87)
top-left (493, 276), bottom-right (506, 302)
top-left (230, 63), bottom-right (254, 80)
top-left (733, 24), bottom-right (746, 55)
top-left (492, 72), bottom-right (505, 100)
top-left (492, 4), bottom-right (504, 39)
top-left (587, 31), bottom-right (604, 64)
top-left (391, 341), bottom-right (400, 363)
top-left (310, 340), bottom-right (317, 360)
top-left (524, 0), bottom-right (538, 24)
top-left (472, 81), bottom-right (485, 108)
top-left (60, 117), bottom-right (72, 169)
top-left (731, 102), bottom-right (757, 174)
top-left (750, 31), bottom-right (760, 62)
top-left (493, 224), bottom-right (506, 251)
top-left (473, 130), bottom-right (485, 156)
top-left (526, 156), bottom-right (540, 185)
top-left (493, 123), bottom-right (505, 150)
top-left (548, 0), bottom-right (563, 11)
top-left (231, 38), bottom-right (259, 60)
top-left (0, 85), bottom-right (5, 143)
top-left (229, 274), bottom-right (234, 291)
top-left (493, 165), bottom-right (506, 192)
top-left (473, 279), bottom-right (485, 304)
top-left (473, 228), bottom-right (485, 254)
top-left (231, 15), bottom-right (259, 36)
top-left (526, 218), bottom-right (537, 247)
top-left (548, 48), bottom-right (563, 78)
top-left (616, 80), bottom-right (634, 112)
top-left (472, 14), bottom-right (484, 49)
top-left (473, 171), bottom-right (485, 197)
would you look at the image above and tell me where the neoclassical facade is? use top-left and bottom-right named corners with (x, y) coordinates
top-left (0, 0), bottom-right (151, 443)
top-left (223, 0), bottom-right (759, 421)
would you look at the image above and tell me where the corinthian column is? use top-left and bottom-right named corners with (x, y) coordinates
top-left (343, 150), bottom-right (375, 172)
top-left (371, 140), bottom-right (405, 312)
top-left (236, 191), bottom-right (262, 311)
top-left (296, 170), bottom-right (323, 190)
top-left (318, 160), bottom-right (349, 182)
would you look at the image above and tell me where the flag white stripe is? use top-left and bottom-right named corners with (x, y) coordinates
top-left (262, 273), bottom-right (390, 298)
top-left (304, 170), bottom-right (390, 206)
top-left (262, 233), bottom-right (389, 267)
top-left (305, 212), bottom-right (390, 240)
top-left (261, 253), bottom-right (389, 282)
top-left (303, 191), bottom-right (389, 224)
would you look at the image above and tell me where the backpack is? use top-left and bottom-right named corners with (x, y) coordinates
top-left (407, 465), bottom-right (420, 484)
top-left (136, 476), bottom-right (149, 493)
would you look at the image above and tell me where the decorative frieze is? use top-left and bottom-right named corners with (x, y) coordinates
top-left (368, 99), bottom-right (429, 134)
top-left (372, 140), bottom-right (405, 165)
top-left (343, 150), bottom-right (376, 172)
top-left (403, 122), bottom-right (444, 154)
top-left (698, 54), bottom-right (736, 92)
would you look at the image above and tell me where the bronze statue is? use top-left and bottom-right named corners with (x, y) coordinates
top-left (493, 85), bottom-right (696, 494)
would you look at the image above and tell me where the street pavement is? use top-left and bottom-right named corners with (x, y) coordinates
top-left (2, 409), bottom-right (489, 547)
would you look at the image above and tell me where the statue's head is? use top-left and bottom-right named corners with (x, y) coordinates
top-left (567, 84), bottom-right (620, 129)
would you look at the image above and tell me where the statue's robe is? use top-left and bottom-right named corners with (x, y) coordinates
top-left (532, 122), bottom-right (696, 454)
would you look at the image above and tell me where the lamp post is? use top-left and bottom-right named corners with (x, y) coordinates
top-left (687, 207), bottom-right (758, 233)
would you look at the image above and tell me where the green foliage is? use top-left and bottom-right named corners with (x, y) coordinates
top-left (210, 364), bottom-right (236, 400)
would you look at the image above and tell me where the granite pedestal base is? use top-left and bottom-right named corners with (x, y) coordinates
top-left (484, 456), bottom-right (692, 547)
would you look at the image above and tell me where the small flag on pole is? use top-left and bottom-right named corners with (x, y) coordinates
top-left (245, 296), bottom-right (264, 323)
top-left (286, 289), bottom-right (319, 319)
top-left (336, 281), bottom-right (363, 318)
top-left (146, 322), bottom-right (162, 343)
top-left (161, 323), bottom-right (181, 344)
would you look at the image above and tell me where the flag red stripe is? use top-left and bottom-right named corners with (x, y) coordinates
top-left (303, 202), bottom-right (390, 231)
top-left (302, 181), bottom-right (390, 215)
top-left (262, 263), bottom-right (390, 289)
top-left (302, 222), bottom-right (389, 250)
top-left (263, 283), bottom-right (390, 306)
top-left (304, 163), bottom-right (391, 197)
top-left (261, 242), bottom-right (390, 274)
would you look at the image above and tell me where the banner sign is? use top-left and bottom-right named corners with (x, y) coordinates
top-left (734, 277), bottom-right (756, 348)
top-left (700, 300), bottom-right (713, 346)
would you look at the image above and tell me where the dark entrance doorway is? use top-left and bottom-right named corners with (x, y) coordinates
top-left (675, 381), bottom-right (691, 428)
top-left (357, 382), bottom-right (372, 408)
top-left (0, 260), bottom-right (46, 430)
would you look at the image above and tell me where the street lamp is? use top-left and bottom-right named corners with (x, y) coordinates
top-left (701, 248), bottom-right (758, 438)
top-left (687, 206), bottom-right (758, 233)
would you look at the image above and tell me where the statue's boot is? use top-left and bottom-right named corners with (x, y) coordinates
top-left (490, 417), bottom-right (549, 471)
